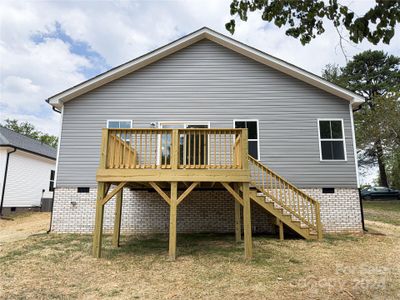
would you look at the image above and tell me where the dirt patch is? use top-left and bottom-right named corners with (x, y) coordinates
top-left (0, 212), bottom-right (50, 244)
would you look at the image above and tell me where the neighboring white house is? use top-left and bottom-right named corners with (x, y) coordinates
top-left (0, 126), bottom-right (57, 214)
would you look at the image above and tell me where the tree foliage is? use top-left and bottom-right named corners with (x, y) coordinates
top-left (388, 149), bottom-right (400, 188)
top-left (226, 0), bottom-right (400, 45)
top-left (322, 51), bottom-right (400, 187)
top-left (1, 119), bottom-right (58, 148)
top-left (340, 50), bottom-right (400, 102)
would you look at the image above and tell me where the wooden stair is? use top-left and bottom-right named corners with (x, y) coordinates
top-left (248, 156), bottom-right (323, 240)
top-left (249, 190), bottom-right (318, 239)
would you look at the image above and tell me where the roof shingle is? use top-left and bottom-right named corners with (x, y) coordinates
top-left (0, 126), bottom-right (57, 160)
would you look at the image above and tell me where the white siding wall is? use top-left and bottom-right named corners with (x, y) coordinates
top-left (0, 148), bottom-right (9, 197)
top-left (2, 150), bottom-right (56, 207)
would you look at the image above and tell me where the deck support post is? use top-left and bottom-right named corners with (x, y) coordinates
top-left (169, 181), bottom-right (178, 260)
top-left (242, 182), bottom-right (252, 259)
top-left (112, 189), bottom-right (123, 247)
top-left (93, 182), bottom-right (106, 258)
top-left (234, 184), bottom-right (242, 242)
top-left (277, 218), bottom-right (284, 241)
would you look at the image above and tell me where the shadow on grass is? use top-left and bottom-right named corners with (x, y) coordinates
top-left (104, 232), bottom-right (285, 263)
top-left (105, 233), bottom-right (241, 259)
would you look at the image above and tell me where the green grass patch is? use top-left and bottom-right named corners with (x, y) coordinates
top-left (363, 200), bottom-right (400, 225)
top-left (0, 234), bottom-right (92, 264)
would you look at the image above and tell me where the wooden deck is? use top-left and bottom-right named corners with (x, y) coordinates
top-left (93, 128), bottom-right (322, 260)
top-left (96, 128), bottom-right (250, 182)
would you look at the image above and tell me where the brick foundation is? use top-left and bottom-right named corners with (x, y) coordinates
top-left (52, 188), bottom-right (276, 234)
top-left (52, 187), bottom-right (362, 234)
top-left (305, 188), bottom-right (362, 233)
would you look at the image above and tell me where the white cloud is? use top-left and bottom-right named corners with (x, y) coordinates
top-left (1, 36), bottom-right (90, 113)
top-left (1, 111), bottom-right (60, 136)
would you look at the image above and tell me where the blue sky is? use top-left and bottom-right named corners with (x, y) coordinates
top-left (1, 0), bottom-right (399, 183)
top-left (31, 22), bottom-right (109, 79)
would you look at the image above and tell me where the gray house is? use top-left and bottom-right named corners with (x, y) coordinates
top-left (47, 28), bottom-right (364, 258)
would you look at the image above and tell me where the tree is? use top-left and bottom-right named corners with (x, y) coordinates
top-left (226, 0), bottom-right (400, 45)
top-left (321, 64), bottom-right (346, 86)
top-left (1, 119), bottom-right (58, 148)
top-left (2, 119), bottom-right (40, 140)
top-left (355, 92), bottom-right (400, 187)
top-left (323, 51), bottom-right (400, 187)
top-left (387, 149), bottom-right (400, 188)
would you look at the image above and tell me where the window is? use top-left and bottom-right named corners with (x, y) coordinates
top-left (374, 187), bottom-right (389, 192)
top-left (322, 188), bottom-right (335, 194)
top-left (234, 120), bottom-right (259, 160)
top-left (49, 170), bottom-right (55, 192)
top-left (77, 187), bottom-right (90, 193)
top-left (107, 120), bottom-right (132, 141)
top-left (318, 119), bottom-right (346, 161)
top-left (106, 120), bottom-right (132, 128)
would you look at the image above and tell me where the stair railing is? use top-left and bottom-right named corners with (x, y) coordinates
top-left (248, 155), bottom-right (322, 239)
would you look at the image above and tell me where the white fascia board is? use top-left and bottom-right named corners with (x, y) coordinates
top-left (47, 28), bottom-right (365, 109)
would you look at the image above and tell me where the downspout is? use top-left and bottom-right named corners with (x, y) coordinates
top-left (358, 188), bottom-right (367, 231)
top-left (352, 102), bottom-right (366, 231)
top-left (46, 99), bottom-right (61, 232)
top-left (0, 147), bottom-right (17, 217)
top-left (52, 106), bottom-right (61, 114)
top-left (47, 188), bottom-right (55, 233)
top-left (45, 98), bottom-right (62, 114)
top-left (352, 104), bottom-right (362, 112)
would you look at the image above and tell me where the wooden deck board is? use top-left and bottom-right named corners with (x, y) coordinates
top-left (96, 169), bottom-right (250, 182)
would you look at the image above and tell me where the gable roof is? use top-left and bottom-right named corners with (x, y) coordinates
top-left (47, 27), bottom-right (364, 109)
top-left (0, 126), bottom-right (57, 160)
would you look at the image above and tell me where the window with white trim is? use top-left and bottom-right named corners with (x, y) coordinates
top-left (318, 119), bottom-right (346, 160)
top-left (234, 120), bottom-right (259, 160)
top-left (106, 120), bottom-right (132, 128)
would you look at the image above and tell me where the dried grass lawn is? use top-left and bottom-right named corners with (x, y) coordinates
top-left (363, 200), bottom-right (400, 226)
top-left (0, 204), bottom-right (399, 299)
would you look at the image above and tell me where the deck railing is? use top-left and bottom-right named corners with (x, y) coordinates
top-left (248, 155), bottom-right (322, 238)
top-left (101, 128), bottom-right (247, 170)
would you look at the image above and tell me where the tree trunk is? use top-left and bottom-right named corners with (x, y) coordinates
top-left (376, 140), bottom-right (389, 187)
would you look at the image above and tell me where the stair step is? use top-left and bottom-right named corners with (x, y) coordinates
top-left (249, 186), bottom-right (321, 240)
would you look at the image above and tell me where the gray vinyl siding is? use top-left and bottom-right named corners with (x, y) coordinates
top-left (57, 40), bottom-right (357, 188)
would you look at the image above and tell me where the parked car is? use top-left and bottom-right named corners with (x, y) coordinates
top-left (361, 186), bottom-right (400, 200)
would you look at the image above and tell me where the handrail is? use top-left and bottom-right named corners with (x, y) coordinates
top-left (248, 155), bottom-right (322, 238)
top-left (249, 156), bottom-right (319, 205)
top-left (108, 133), bottom-right (137, 168)
top-left (100, 128), bottom-right (247, 170)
